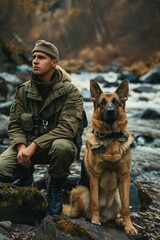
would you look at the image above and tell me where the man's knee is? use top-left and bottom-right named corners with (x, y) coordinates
top-left (0, 146), bottom-right (18, 180)
top-left (48, 139), bottom-right (77, 179)
top-left (50, 139), bottom-right (76, 157)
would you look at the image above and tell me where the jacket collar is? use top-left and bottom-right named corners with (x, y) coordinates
top-left (27, 69), bottom-right (64, 100)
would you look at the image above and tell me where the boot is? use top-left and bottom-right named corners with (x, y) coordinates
top-left (12, 166), bottom-right (34, 188)
top-left (47, 177), bottom-right (65, 216)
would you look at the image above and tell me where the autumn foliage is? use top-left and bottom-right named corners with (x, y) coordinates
top-left (0, 0), bottom-right (160, 67)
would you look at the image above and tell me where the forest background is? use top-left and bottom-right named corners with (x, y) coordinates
top-left (0, 0), bottom-right (160, 73)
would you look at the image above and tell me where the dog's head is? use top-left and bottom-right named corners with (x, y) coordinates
top-left (90, 79), bottom-right (129, 124)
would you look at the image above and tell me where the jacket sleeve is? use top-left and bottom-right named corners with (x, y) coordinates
top-left (33, 82), bottom-right (84, 150)
top-left (8, 85), bottom-right (28, 148)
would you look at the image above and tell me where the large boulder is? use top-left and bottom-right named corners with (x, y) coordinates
top-left (33, 216), bottom-right (130, 240)
top-left (0, 183), bottom-right (47, 223)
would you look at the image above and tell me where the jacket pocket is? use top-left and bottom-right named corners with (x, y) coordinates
top-left (21, 112), bottom-right (34, 131)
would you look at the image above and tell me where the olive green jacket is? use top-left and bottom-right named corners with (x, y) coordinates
top-left (8, 66), bottom-right (83, 151)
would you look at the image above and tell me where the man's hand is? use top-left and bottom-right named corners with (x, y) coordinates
top-left (17, 142), bottom-right (37, 167)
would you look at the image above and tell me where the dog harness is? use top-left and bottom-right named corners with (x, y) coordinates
top-left (91, 130), bottom-right (129, 154)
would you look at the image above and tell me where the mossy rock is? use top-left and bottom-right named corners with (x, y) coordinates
top-left (34, 216), bottom-right (130, 240)
top-left (0, 183), bottom-right (47, 223)
top-left (34, 216), bottom-right (95, 240)
top-left (54, 216), bottom-right (94, 239)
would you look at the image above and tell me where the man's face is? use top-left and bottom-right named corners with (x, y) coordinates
top-left (32, 52), bottom-right (57, 76)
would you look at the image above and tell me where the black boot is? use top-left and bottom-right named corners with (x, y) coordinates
top-left (47, 177), bottom-right (65, 216)
top-left (12, 166), bottom-right (34, 188)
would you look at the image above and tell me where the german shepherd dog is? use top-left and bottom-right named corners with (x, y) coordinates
top-left (70, 80), bottom-right (138, 235)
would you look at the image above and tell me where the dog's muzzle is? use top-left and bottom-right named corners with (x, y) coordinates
top-left (104, 107), bottom-right (118, 123)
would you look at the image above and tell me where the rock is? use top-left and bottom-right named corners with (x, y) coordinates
top-left (111, 62), bottom-right (123, 73)
top-left (131, 203), bottom-right (160, 240)
top-left (85, 63), bottom-right (107, 73)
top-left (135, 136), bottom-right (146, 146)
top-left (0, 102), bottom-right (12, 116)
top-left (0, 77), bottom-right (8, 101)
top-left (0, 72), bottom-right (22, 99)
top-left (121, 71), bottom-right (139, 83)
top-left (152, 139), bottom-right (160, 147)
top-left (0, 114), bottom-right (9, 154)
top-left (9, 223), bottom-right (36, 239)
top-left (65, 59), bottom-right (86, 73)
top-left (0, 114), bottom-right (9, 138)
top-left (134, 174), bottom-right (160, 202)
top-left (33, 165), bottom-right (49, 190)
top-left (72, 220), bottom-right (130, 240)
top-left (63, 175), bottom-right (80, 191)
top-left (129, 184), bottom-right (141, 211)
top-left (129, 119), bottom-right (160, 138)
top-left (140, 68), bottom-right (160, 84)
top-left (34, 216), bottom-right (130, 240)
top-left (138, 96), bottom-right (149, 101)
top-left (124, 61), bottom-right (149, 76)
top-left (0, 184), bottom-right (47, 222)
top-left (0, 145), bottom-right (8, 154)
top-left (132, 180), bottom-right (160, 239)
top-left (0, 228), bottom-right (12, 240)
top-left (0, 72), bottom-right (22, 86)
top-left (140, 109), bottom-right (160, 119)
top-left (132, 86), bottom-right (157, 93)
top-left (134, 134), bottom-right (154, 146)
top-left (93, 75), bottom-right (106, 84)
top-left (16, 64), bottom-right (32, 72)
top-left (33, 216), bottom-right (57, 240)
top-left (0, 221), bottom-right (12, 231)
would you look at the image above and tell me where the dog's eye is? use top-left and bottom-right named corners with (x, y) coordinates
top-left (112, 98), bottom-right (120, 105)
top-left (100, 98), bottom-right (107, 107)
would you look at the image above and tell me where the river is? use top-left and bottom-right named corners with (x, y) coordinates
top-left (0, 69), bottom-right (160, 239)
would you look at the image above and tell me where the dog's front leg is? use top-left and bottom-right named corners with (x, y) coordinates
top-left (89, 174), bottom-right (100, 225)
top-left (119, 174), bottom-right (138, 235)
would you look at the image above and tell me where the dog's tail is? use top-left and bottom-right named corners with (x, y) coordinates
top-left (63, 185), bottom-right (90, 217)
top-left (63, 204), bottom-right (71, 216)
top-left (70, 185), bottom-right (90, 219)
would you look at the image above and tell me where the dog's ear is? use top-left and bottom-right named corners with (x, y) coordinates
top-left (90, 80), bottom-right (103, 102)
top-left (115, 79), bottom-right (129, 103)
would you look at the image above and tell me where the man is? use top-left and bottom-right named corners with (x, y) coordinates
top-left (0, 39), bottom-right (84, 216)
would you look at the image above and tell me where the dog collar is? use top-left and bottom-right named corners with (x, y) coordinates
top-left (93, 130), bottom-right (129, 141)
top-left (90, 130), bottom-right (129, 155)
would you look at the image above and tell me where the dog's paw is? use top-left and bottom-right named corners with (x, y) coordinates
top-left (124, 224), bottom-right (138, 235)
top-left (91, 217), bottom-right (101, 225)
top-left (115, 217), bottom-right (124, 226)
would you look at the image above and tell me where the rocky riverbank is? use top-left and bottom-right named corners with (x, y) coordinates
top-left (0, 65), bottom-right (160, 239)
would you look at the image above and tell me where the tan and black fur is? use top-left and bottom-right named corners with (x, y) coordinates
top-left (70, 80), bottom-right (138, 235)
